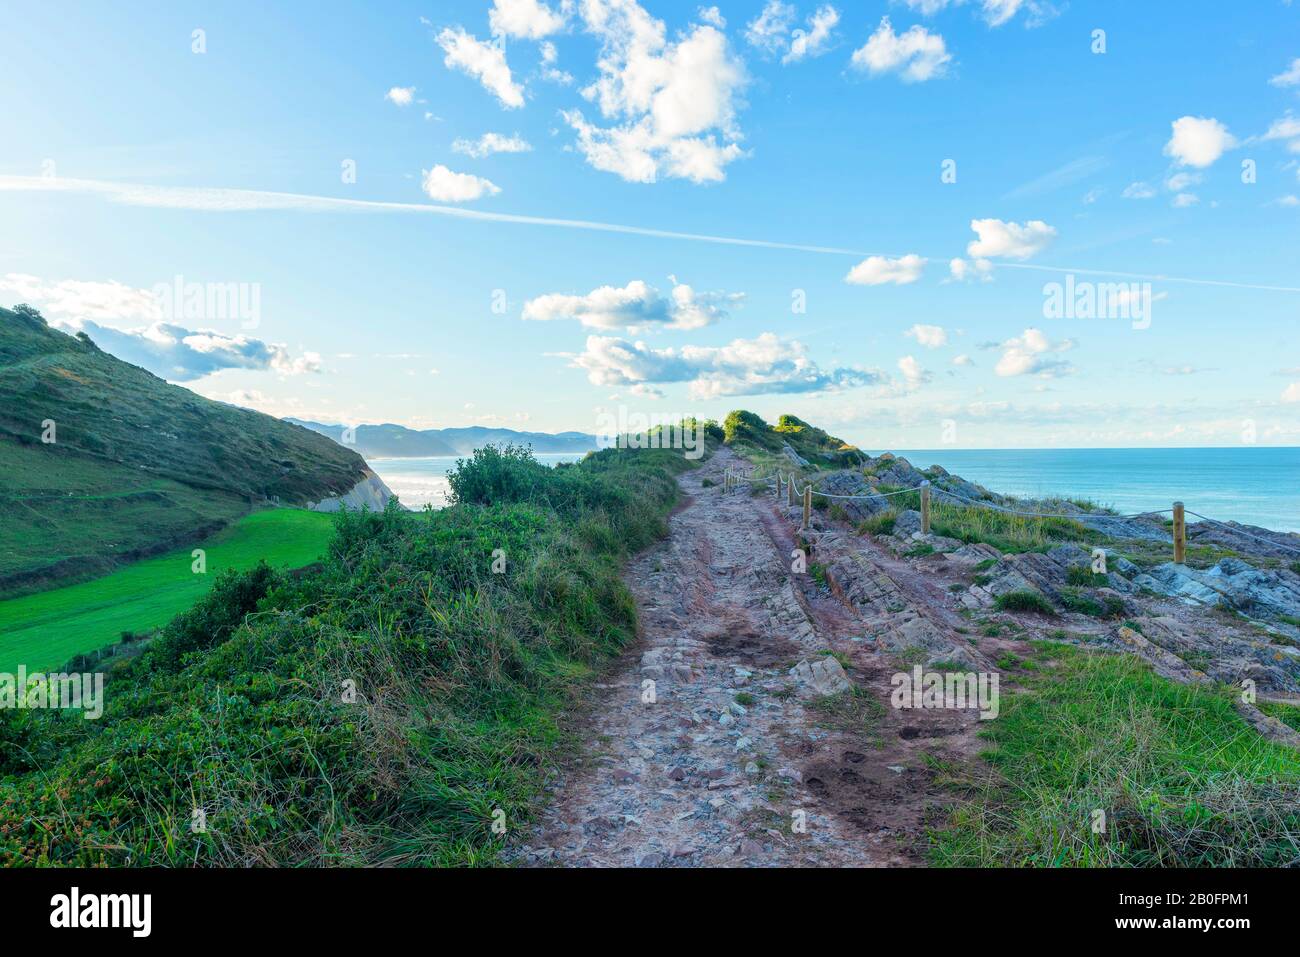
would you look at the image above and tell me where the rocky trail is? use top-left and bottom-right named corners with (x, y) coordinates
top-left (514, 449), bottom-right (1006, 868)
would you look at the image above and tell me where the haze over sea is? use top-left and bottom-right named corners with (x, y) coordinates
top-left (369, 447), bottom-right (1300, 533)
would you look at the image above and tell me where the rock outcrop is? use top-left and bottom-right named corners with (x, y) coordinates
top-left (308, 469), bottom-right (395, 513)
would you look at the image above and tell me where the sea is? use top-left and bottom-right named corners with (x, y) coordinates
top-left (368, 446), bottom-right (1300, 533)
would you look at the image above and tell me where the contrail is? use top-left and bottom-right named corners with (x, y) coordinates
top-left (3, 174), bottom-right (1298, 293)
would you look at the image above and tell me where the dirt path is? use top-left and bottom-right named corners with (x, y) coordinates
top-left (514, 449), bottom-right (988, 868)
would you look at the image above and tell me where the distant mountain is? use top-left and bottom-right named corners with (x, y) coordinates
top-left (287, 418), bottom-right (601, 457)
top-left (0, 304), bottom-right (380, 594)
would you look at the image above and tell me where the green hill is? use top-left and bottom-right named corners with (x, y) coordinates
top-left (0, 304), bottom-right (372, 594)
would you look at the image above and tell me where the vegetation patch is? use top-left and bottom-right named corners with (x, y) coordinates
top-left (930, 643), bottom-right (1300, 866)
top-left (994, 590), bottom-right (1057, 616)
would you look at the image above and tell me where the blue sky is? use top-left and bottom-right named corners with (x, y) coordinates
top-left (2, 0), bottom-right (1298, 448)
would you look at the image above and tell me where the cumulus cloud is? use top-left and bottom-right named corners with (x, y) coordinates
top-left (1164, 116), bottom-right (1236, 168)
top-left (905, 323), bottom-right (948, 348)
top-left (980, 0), bottom-right (1058, 27)
top-left (1165, 171), bottom-right (1201, 192)
top-left (947, 257), bottom-right (993, 282)
top-left (385, 86), bottom-right (416, 106)
top-left (897, 355), bottom-right (931, 387)
top-left (0, 273), bottom-right (161, 321)
top-left (451, 132), bottom-right (533, 158)
top-left (698, 6), bottom-right (726, 28)
top-left (785, 5), bottom-right (839, 63)
top-left (1284, 382), bottom-right (1300, 403)
top-left (1261, 114), bottom-right (1300, 152)
top-left (489, 0), bottom-right (569, 39)
top-left (569, 332), bottom-right (881, 398)
top-left (562, 0), bottom-right (747, 184)
top-left (1171, 192), bottom-right (1199, 208)
top-left (1122, 181), bottom-right (1156, 199)
top-left (951, 354), bottom-right (973, 367)
top-left (850, 17), bottom-right (951, 83)
top-left (747, 2), bottom-right (839, 64)
top-left (994, 328), bottom-right (1075, 378)
top-left (745, 1), bottom-right (795, 52)
top-left (844, 253), bottom-right (925, 285)
top-left (421, 164), bottom-right (502, 202)
top-left (966, 218), bottom-right (1056, 260)
top-left (63, 319), bottom-right (321, 382)
top-left (1270, 57), bottom-right (1300, 88)
top-left (522, 278), bottom-right (739, 331)
top-left (539, 40), bottom-right (574, 84)
top-left (437, 27), bottom-right (525, 109)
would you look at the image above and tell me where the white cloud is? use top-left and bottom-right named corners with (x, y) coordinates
top-left (55, 317), bottom-right (321, 382)
top-left (951, 354), bottom-right (973, 367)
top-left (1163, 116), bottom-right (1237, 168)
top-left (421, 164), bottom-right (502, 202)
top-left (1270, 57), bottom-right (1300, 88)
top-left (452, 132), bottom-right (533, 158)
top-left (1122, 181), bottom-right (1156, 199)
top-left (784, 5), bottom-right (841, 64)
top-left (437, 27), bottom-right (525, 109)
top-left (1261, 114), bottom-right (1300, 153)
top-left (905, 323), bottom-right (948, 348)
top-left (902, 0), bottom-right (954, 13)
top-left (994, 328), bottom-right (1075, 378)
top-left (1171, 192), bottom-right (1199, 208)
top-left (980, 0), bottom-right (1059, 27)
top-left (845, 253), bottom-right (926, 285)
top-left (489, 0), bottom-right (569, 39)
top-left (966, 218), bottom-right (1056, 259)
top-left (947, 257), bottom-right (993, 282)
top-left (698, 6), bottom-right (726, 28)
top-left (1165, 171), bottom-right (1201, 191)
top-left (522, 278), bottom-right (739, 330)
top-left (745, 1), bottom-right (795, 53)
top-left (562, 2), bottom-right (747, 184)
top-left (897, 355), bottom-right (931, 387)
top-left (1283, 382), bottom-right (1300, 403)
top-left (539, 41), bottom-right (574, 84)
top-left (385, 86), bottom-right (416, 106)
top-left (569, 331), bottom-right (881, 398)
top-left (0, 273), bottom-right (161, 322)
top-left (850, 17), bottom-right (951, 82)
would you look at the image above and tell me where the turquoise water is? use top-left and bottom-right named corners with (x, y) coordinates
top-left (370, 453), bottom-right (586, 509)
top-left (893, 447), bottom-right (1300, 532)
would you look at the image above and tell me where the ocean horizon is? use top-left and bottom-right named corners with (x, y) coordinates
top-left (369, 446), bottom-right (1300, 532)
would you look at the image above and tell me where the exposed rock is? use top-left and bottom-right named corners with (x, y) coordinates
top-left (1134, 559), bottom-right (1300, 621)
top-left (781, 442), bottom-right (810, 468)
top-left (308, 469), bottom-right (395, 512)
top-left (1187, 519), bottom-right (1300, 561)
top-left (787, 656), bottom-right (852, 696)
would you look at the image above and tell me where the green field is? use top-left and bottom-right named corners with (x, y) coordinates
top-left (0, 508), bottom-right (335, 672)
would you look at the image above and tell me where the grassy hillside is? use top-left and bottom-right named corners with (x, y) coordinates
top-left (0, 304), bottom-right (372, 593)
top-left (722, 410), bottom-right (860, 469)
top-left (0, 509), bottom-right (335, 673)
top-left (0, 442), bottom-right (699, 866)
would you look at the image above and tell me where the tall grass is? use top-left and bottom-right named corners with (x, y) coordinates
top-left (930, 642), bottom-right (1300, 867)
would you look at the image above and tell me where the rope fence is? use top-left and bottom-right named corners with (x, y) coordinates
top-left (719, 466), bottom-right (1300, 561)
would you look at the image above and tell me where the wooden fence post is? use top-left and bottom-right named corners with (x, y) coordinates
top-left (802, 485), bottom-right (812, 529)
top-left (775, 474), bottom-right (782, 500)
top-left (788, 477), bottom-right (796, 506)
top-left (920, 480), bottom-right (931, 535)
top-left (1173, 501), bottom-right (1186, 564)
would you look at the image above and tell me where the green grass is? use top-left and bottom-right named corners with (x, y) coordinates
top-left (0, 509), bottom-right (335, 673)
top-left (884, 490), bottom-right (1102, 554)
top-left (993, 589), bottom-right (1056, 616)
top-left (931, 643), bottom-right (1300, 866)
top-left (0, 442), bottom-right (696, 867)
